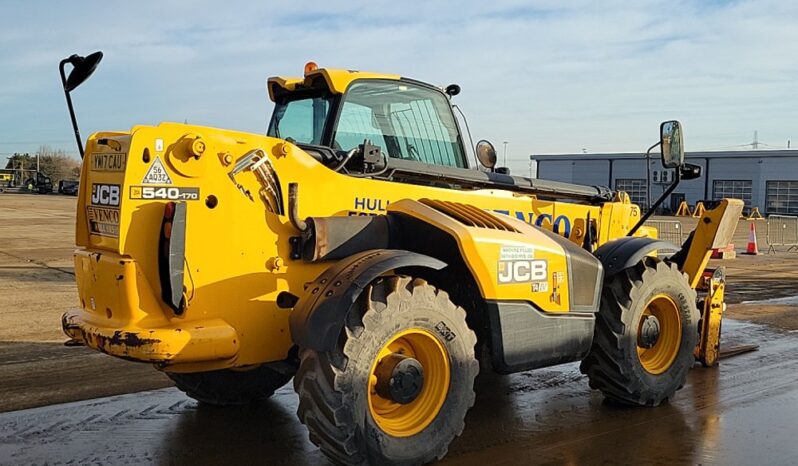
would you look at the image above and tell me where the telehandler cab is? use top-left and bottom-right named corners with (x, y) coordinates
top-left (60, 53), bottom-right (742, 465)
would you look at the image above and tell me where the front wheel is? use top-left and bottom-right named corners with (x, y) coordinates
top-left (294, 276), bottom-right (479, 465)
top-left (580, 258), bottom-right (699, 406)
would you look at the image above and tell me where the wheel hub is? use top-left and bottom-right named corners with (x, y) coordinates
top-left (368, 328), bottom-right (450, 437)
top-left (638, 314), bottom-right (661, 349)
top-left (374, 353), bottom-right (425, 404)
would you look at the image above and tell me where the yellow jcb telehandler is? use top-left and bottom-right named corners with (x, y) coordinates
top-left (59, 52), bottom-right (742, 465)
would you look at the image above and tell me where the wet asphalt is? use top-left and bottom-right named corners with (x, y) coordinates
top-left (1, 320), bottom-right (797, 466)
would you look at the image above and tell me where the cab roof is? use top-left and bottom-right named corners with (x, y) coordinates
top-left (267, 65), bottom-right (402, 102)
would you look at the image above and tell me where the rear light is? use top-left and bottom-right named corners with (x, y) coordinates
top-left (163, 201), bottom-right (175, 220)
top-left (159, 202), bottom-right (187, 314)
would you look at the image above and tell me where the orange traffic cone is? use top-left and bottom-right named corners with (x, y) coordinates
top-left (744, 222), bottom-right (759, 255)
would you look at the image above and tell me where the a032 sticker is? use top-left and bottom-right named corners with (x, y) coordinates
top-left (129, 186), bottom-right (200, 201)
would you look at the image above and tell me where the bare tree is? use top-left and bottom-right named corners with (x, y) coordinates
top-left (36, 145), bottom-right (81, 185)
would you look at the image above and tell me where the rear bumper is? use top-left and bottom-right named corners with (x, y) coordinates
top-left (62, 310), bottom-right (240, 364)
top-left (68, 248), bottom-right (240, 365)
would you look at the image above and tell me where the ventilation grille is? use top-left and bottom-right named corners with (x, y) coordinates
top-left (420, 199), bottom-right (519, 232)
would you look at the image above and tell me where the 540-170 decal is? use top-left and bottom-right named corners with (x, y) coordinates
top-left (129, 186), bottom-right (200, 200)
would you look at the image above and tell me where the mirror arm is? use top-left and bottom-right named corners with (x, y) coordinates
top-left (627, 168), bottom-right (681, 236)
top-left (644, 141), bottom-right (660, 209)
top-left (59, 58), bottom-right (85, 159)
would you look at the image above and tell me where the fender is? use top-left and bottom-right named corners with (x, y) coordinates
top-left (594, 236), bottom-right (678, 276)
top-left (289, 249), bottom-right (446, 351)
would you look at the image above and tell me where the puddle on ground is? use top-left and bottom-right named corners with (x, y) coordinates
top-left (741, 295), bottom-right (798, 305)
top-left (1, 320), bottom-right (797, 466)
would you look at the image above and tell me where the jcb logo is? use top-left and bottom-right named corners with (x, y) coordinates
top-left (91, 184), bottom-right (120, 207)
top-left (498, 260), bottom-right (547, 284)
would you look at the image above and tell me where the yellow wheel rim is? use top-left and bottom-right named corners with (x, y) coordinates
top-left (637, 294), bottom-right (682, 375)
top-left (368, 328), bottom-right (450, 438)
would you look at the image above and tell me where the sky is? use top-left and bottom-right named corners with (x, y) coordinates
top-left (1, 0), bottom-right (797, 175)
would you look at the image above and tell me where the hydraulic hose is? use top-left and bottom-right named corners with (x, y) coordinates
top-left (288, 183), bottom-right (308, 232)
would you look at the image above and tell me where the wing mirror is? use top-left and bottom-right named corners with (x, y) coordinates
top-left (475, 140), bottom-right (497, 170)
top-left (59, 51), bottom-right (103, 158)
top-left (445, 84), bottom-right (461, 97)
top-left (660, 120), bottom-right (684, 168)
top-left (629, 120), bottom-right (688, 236)
top-left (63, 52), bottom-right (103, 92)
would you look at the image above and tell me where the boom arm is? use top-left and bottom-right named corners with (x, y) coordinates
top-left (670, 198), bottom-right (745, 367)
top-left (673, 198), bottom-right (744, 288)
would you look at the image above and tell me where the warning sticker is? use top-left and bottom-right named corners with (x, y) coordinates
top-left (87, 206), bottom-right (120, 237)
top-left (499, 245), bottom-right (535, 261)
top-left (142, 156), bottom-right (172, 185)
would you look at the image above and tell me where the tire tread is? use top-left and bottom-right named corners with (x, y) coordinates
top-left (580, 258), bottom-right (698, 406)
top-left (295, 276), bottom-right (477, 465)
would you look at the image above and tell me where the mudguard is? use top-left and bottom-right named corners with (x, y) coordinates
top-left (594, 236), bottom-right (678, 276)
top-left (289, 249), bottom-right (446, 351)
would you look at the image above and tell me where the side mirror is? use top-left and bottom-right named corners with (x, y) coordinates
top-left (445, 84), bottom-right (461, 97)
top-left (59, 51), bottom-right (103, 159)
top-left (660, 120), bottom-right (684, 168)
top-left (680, 163), bottom-right (702, 180)
top-left (64, 51), bottom-right (103, 92)
top-left (475, 140), bottom-right (497, 170)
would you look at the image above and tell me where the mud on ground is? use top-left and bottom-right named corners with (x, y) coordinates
top-left (1, 195), bottom-right (797, 413)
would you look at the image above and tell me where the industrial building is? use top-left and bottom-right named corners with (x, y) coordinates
top-left (532, 150), bottom-right (798, 215)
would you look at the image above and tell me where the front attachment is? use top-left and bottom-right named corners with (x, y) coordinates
top-left (695, 268), bottom-right (726, 367)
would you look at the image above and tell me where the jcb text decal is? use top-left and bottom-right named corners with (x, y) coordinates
top-left (498, 260), bottom-right (548, 284)
top-left (91, 184), bottom-right (121, 207)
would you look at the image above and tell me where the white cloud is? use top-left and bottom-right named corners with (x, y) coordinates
top-left (1, 0), bottom-right (796, 170)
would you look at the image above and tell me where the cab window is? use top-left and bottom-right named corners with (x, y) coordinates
top-left (333, 81), bottom-right (466, 168)
top-left (333, 100), bottom-right (388, 151)
top-left (268, 96), bottom-right (331, 145)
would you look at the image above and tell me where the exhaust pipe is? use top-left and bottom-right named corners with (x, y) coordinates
top-left (288, 183), bottom-right (393, 261)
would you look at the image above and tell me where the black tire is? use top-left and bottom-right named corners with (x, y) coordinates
top-left (580, 257), bottom-right (698, 406)
top-left (167, 365), bottom-right (292, 406)
top-left (294, 276), bottom-right (479, 465)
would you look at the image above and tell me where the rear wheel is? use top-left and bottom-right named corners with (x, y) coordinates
top-left (580, 258), bottom-right (698, 406)
top-left (294, 276), bottom-right (478, 465)
top-left (167, 365), bottom-right (292, 406)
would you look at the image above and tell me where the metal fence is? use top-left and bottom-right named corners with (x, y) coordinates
top-left (766, 215), bottom-right (798, 254)
top-left (645, 219), bottom-right (684, 247)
